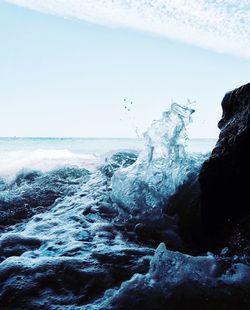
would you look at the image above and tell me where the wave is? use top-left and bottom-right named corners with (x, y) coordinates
top-left (0, 103), bottom-right (248, 309)
top-left (0, 149), bottom-right (100, 178)
top-left (112, 103), bottom-right (206, 213)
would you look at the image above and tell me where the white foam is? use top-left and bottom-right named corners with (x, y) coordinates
top-left (0, 149), bottom-right (100, 177)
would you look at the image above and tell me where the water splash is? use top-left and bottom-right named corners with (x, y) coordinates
top-left (111, 103), bottom-right (195, 212)
top-left (0, 107), bottom-right (219, 308)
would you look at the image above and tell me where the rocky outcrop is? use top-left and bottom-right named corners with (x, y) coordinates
top-left (199, 83), bottom-right (250, 234)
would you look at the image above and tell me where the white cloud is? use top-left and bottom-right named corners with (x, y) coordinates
top-left (6, 0), bottom-right (250, 58)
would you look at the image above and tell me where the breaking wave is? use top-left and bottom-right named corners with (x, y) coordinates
top-left (0, 149), bottom-right (99, 177)
top-left (111, 103), bottom-right (203, 212)
top-left (0, 104), bottom-right (248, 309)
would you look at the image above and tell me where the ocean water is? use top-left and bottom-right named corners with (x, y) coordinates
top-left (1, 106), bottom-right (249, 309)
top-left (0, 137), bottom-right (216, 177)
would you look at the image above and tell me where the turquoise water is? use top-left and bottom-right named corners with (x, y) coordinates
top-left (0, 137), bottom-right (216, 176)
top-left (0, 137), bottom-right (216, 153)
top-left (0, 137), bottom-right (143, 153)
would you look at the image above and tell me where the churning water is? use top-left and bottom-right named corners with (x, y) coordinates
top-left (1, 105), bottom-right (248, 310)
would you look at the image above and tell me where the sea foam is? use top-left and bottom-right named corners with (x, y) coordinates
top-left (0, 149), bottom-right (99, 177)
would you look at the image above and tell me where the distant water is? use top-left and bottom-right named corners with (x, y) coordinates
top-left (0, 137), bottom-right (216, 177)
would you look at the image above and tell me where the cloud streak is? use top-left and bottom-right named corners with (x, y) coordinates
top-left (6, 0), bottom-right (250, 58)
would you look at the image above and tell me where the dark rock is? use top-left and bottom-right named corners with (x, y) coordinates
top-left (199, 83), bottom-right (250, 234)
top-left (168, 172), bottom-right (202, 252)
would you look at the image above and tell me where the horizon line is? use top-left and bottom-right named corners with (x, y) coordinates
top-left (0, 136), bottom-right (218, 140)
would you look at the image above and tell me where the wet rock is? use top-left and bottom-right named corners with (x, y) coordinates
top-left (167, 171), bottom-right (202, 251)
top-left (134, 222), bottom-right (184, 250)
top-left (226, 214), bottom-right (250, 257)
top-left (199, 83), bottom-right (250, 234)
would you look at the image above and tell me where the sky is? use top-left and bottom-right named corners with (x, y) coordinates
top-left (0, 0), bottom-right (250, 138)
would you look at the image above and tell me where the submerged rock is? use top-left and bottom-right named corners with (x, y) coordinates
top-left (199, 83), bottom-right (250, 233)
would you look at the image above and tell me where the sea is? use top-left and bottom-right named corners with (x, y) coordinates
top-left (0, 137), bottom-right (216, 178)
top-left (2, 106), bottom-right (247, 310)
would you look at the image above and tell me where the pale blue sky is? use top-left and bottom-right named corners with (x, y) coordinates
top-left (0, 1), bottom-right (250, 138)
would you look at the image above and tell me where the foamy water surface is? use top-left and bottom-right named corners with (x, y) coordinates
top-left (0, 137), bottom-right (216, 177)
